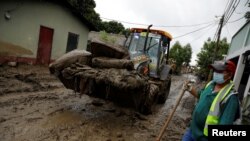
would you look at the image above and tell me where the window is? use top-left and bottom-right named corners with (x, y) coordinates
top-left (66, 32), bottom-right (79, 52)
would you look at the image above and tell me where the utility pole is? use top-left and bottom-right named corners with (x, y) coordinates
top-left (207, 15), bottom-right (225, 81)
top-left (214, 14), bottom-right (225, 61)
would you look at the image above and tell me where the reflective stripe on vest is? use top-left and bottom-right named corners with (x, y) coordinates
top-left (205, 81), bottom-right (213, 89)
top-left (203, 81), bottom-right (234, 136)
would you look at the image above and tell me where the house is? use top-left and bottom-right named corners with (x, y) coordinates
top-left (226, 21), bottom-right (250, 102)
top-left (226, 21), bottom-right (250, 123)
top-left (0, 0), bottom-right (95, 65)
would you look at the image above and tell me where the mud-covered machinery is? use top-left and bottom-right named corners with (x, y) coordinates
top-left (49, 25), bottom-right (173, 114)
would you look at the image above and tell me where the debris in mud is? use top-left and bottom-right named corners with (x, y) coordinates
top-left (115, 110), bottom-right (126, 117)
top-left (92, 57), bottom-right (134, 70)
top-left (0, 117), bottom-right (6, 123)
top-left (47, 108), bottom-right (65, 116)
top-left (91, 99), bottom-right (104, 106)
top-left (26, 117), bottom-right (43, 122)
top-left (14, 73), bottom-right (44, 90)
top-left (49, 40), bottom-right (169, 115)
top-left (134, 112), bottom-right (147, 120)
top-left (7, 62), bottom-right (17, 67)
top-left (49, 49), bottom-right (92, 75)
top-left (116, 132), bottom-right (123, 137)
top-left (103, 108), bottom-right (116, 113)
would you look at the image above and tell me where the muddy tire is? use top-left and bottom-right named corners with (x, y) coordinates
top-left (139, 104), bottom-right (152, 115)
top-left (137, 97), bottom-right (152, 115)
top-left (157, 78), bottom-right (171, 104)
top-left (136, 87), bottom-right (153, 115)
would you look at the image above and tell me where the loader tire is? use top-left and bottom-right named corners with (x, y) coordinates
top-left (139, 104), bottom-right (152, 115)
top-left (157, 78), bottom-right (171, 104)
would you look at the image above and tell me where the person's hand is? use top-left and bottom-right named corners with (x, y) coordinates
top-left (183, 81), bottom-right (193, 92)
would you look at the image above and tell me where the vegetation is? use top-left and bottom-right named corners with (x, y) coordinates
top-left (66, 0), bottom-right (126, 34)
top-left (196, 37), bottom-right (229, 80)
top-left (99, 31), bottom-right (117, 44)
top-left (99, 21), bottom-right (125, 34)
top-left (169, 41), bottom-right (192, 74)
top-left (67, 0), bottom-right (102, 29)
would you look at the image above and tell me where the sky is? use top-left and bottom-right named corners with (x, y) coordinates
top-left (94, 0), bottom-right (249, 65)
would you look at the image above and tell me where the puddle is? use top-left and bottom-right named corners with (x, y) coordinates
top-left (43, 110), bottom-right (84, 127)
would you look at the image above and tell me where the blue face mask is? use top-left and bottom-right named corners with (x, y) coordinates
top-left (213, 72), bottom-right (225, 84)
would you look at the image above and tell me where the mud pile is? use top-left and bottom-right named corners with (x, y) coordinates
top-left (49, 40), bottom-right (162, 114)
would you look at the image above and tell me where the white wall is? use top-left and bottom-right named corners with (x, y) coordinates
top-left (233, 55), bottom-right (245, 90)
top-left (0, 0), bottom-right (90, 60)
top-left (227, 22), bottom-right (250, 60)
top-left (227, 22), bottom-right (250, 93)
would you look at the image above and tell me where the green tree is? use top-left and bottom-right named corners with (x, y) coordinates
top-left (122, 28), bottom-right (131, 37)
top-left (169, 41), bottom-right (192, 74)
top-left (196, 37), bottom-right (229, 80)
top-left (67, 0), bottom-right (102, 30)
top-left (183, 43), bottom-right (192, 66)
top-left (67, 0), bottom-right (127, 33)
top-left (100, 21), bottom-right (125, 34)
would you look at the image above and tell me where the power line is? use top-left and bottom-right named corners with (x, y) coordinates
top-left (225, 24), bottom-right (232, 37)
top-left (173, 23), bottom-right (215, 39)
top-left (224, 0), bottom-right (234, 18)
top-left (190, 24), bottom-right (217, 43)
top-left (227, 16), bottom-right (244, 23)
top-left (223, 0), bottom-right (240, 26)
top-left (224, 0), bottom-right (231, 13)
top-left (100, 17), bottom-right (218, 28)
top-left (212, 0), bottom-right (240, 42)
top-left (101, 17), bottom-right (148, 26)
top-left (245, 0), bottom-right (250, 6)
top-left (152, 21), bottom-right (217, 28)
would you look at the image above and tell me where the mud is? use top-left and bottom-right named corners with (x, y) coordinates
top-left (0, 41), bottom-right (33, 56)
top-left (0, 64), bottom-right (200, 141)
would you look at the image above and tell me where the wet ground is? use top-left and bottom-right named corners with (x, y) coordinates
top-left (0, 64), bottom-right (201, 141)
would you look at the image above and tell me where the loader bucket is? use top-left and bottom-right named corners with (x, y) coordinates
top-left (49, 40), bottom-right (168, 114)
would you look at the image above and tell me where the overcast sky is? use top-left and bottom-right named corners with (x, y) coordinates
top-left (94, 0), bottom-right (249, 65)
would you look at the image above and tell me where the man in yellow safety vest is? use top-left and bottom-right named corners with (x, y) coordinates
top-left (182, 60), bottom-right (240, 141)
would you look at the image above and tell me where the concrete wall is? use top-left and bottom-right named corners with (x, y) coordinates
top-left (0, 0), bottom-right (89, 60)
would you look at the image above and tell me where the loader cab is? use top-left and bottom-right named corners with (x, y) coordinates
top-left (125, 28), bottom-right (172, 78)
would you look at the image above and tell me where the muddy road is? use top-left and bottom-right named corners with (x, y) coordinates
top-left (0, 64), bottom-right (201, 141)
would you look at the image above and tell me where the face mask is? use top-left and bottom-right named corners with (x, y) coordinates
top-left (213, 72), bottom-right (225, 84)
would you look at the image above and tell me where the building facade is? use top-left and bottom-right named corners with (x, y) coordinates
top-left (226, 21), bottom-right (250, 123)
top-left (0, 0), bottom-right (94, 64)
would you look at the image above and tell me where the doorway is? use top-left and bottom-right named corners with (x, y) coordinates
top-left (37, 26), bottom-right (54, 64)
